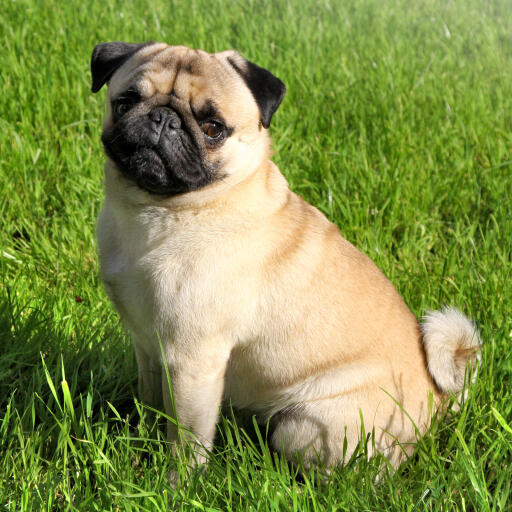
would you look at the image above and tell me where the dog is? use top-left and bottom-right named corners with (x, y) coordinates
top-left (91, 41), bottom-right (481, 473)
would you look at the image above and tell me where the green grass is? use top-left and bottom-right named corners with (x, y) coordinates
top-left (1, 0), bottom-right (511, 509)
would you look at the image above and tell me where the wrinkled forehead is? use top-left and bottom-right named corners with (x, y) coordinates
top-left (108, 44), bottom-right (257, 120)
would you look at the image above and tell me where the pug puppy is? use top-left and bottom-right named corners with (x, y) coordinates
top-left (91, 42), bottom-right (481, 472)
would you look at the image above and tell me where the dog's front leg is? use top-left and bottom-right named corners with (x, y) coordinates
top-left (134, 343), bottom-right (163, 410)
top-left (162, 342), bottom-right (229, 469)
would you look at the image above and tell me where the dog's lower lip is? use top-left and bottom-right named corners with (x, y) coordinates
top-left (151, 127), bottom-right (165, 141)
top-left (137, 178), bottom-right (174, 195)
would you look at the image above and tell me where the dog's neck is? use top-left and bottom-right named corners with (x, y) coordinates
top-left (103, 157), bottom-right (291, 230)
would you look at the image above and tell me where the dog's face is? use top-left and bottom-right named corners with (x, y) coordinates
top-left (91, 42), bottom-right (286, 198)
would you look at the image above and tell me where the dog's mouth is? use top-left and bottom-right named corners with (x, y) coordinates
top-left (125, 147), bottom-right (176, 195)
top-left (102, 118), bottom-right (215, 196)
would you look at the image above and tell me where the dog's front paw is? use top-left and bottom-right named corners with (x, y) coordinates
top-left (167, 459), bottom-right (208, 490)
top-left (167, 468), bottom-right (180, 489)
top-left (167, 440), bottom-right (209, 489)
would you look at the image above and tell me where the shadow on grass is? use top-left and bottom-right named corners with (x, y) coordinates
top-left (0, 288), bottom-right (137, 428)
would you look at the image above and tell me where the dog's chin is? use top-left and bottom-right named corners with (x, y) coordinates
top-left (112, 148), bottom-right (212, 197)
top-left (127, 148), bottom-right (177, 195)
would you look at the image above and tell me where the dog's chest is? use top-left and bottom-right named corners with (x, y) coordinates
top-left (101, 243), bottom-right (179, 341)
top-left (97, 206), bottom-right (201, 344)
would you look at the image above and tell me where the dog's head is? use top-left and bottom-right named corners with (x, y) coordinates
top-left (91, 42), bottom-right (285, 199)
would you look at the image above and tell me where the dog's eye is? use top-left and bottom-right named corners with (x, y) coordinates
top-left (200, 121), bottom-right (224, 140)
top-left (113, 100), bottom-right (135, 118)
top-left (113, 92), bottom-right (139, 118)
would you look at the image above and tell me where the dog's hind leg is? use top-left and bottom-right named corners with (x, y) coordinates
top-left (270, 391), bottom-right (423, 471)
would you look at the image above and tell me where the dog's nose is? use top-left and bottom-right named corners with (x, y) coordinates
top-left (149, 107), bottom-right (182, 131)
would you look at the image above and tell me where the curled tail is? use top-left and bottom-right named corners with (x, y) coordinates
top-left (421, 307), bottom-right (481, 394)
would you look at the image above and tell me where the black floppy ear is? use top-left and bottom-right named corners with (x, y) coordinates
top-left (90, 41), bottom-right (152, 93)
top-left (228, 55), bottom-right (286, 128)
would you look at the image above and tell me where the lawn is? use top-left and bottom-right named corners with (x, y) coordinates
top-left (1, 0), bottom-right (511, 509)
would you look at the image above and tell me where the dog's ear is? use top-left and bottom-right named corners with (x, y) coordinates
top-left (227, 54), bottom-right (286, 128)
top-left (91, 42), bottom-right (152, 93)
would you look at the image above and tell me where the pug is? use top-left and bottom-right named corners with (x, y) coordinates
top-left (91, 42), bottom-right (481, 472)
